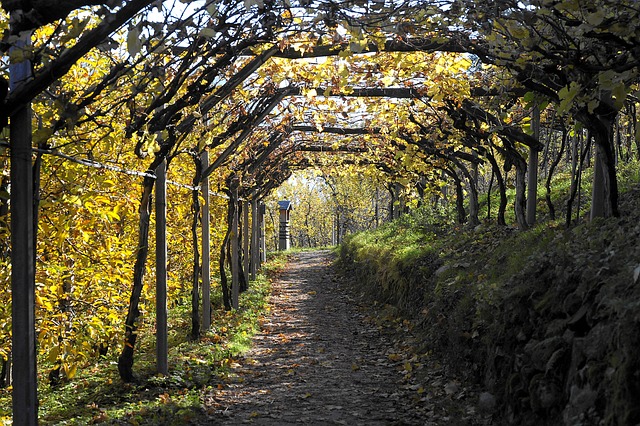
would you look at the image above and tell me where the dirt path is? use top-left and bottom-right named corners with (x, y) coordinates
top-left (203, 251), bottom-right (481, 425)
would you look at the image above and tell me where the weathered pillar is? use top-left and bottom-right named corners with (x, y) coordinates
top-left (10, 27), bottom-right (38, 426)
top-left (155, 160), bottom-right (168, 375)
top-left (278, 200), bottom-right (292, 251)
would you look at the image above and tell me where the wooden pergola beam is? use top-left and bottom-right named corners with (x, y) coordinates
top-left (296, 145), bottom-right (368, 152)
top-left (289, 86), bottom-right (422, 98)
top-left (291, 125), bottom-right (381, 135)
top-left (271, 37), bottom-right (468, 59)
top-left (288, 86), bottom-right (526, 100)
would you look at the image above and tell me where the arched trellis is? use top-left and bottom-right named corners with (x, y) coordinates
top-left (0, 55), bottom-right (545, 426)
top-left (4, 1), bottom-right (639, 422)
top-left (107, 71), bottom-right (548, 382)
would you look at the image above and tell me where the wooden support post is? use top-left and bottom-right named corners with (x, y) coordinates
top-left (231, 181), bottom-right (240, 309)
top-left (250, 199), bottom-right (258, 280)
top-left (201, 151), bottom-right (211, 330)
top-left (155, 159), bottom-right (168, 375)
top-left (527, 105), bottom-right (540, 226)
top-left (260, 202), bottom-right (266, 264)
top-left (242, 201), bottom-right (249, 283)
top-left (10, 27), bottom-right (38, 426)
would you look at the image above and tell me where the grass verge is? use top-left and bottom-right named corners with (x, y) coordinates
top-left (0, 253), bottom-right (289, 425)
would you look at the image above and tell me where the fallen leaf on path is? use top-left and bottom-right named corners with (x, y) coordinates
top-left (158, 393), bottom-right (171, 404)
top-left (388, 353), bottom-right (403, 362)
top-left (444, 381), bottom-right (460, 395)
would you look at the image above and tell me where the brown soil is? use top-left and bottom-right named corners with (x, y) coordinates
top-left (202, 251), bottom-right (488, 425)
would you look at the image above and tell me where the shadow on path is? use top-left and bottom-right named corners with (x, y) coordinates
top-left (203, 250), bottom-right (473, 425)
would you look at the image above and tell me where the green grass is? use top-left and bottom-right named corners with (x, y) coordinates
top-left (0, 257), bottom-right (285, 425)
top-left (337, 158), bottom-right (640, 425)
top-left (478, 165), bottom-right (595, 226)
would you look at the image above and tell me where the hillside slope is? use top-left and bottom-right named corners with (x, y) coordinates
top-left (338, 186), bottom-right (640, 425)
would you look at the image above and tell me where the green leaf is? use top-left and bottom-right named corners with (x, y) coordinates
top-left (557, 82), bottom-right (580, 114)
top-left (48, 346), bottom-right (59, 363)
top-left (33, 127), bottom-right (53, 144)
top-left (612, 83), bottom-right (628, 110)
top-left (127, 27), bottom-right (142, 57)
top-left (585, 10), bottom-right (605, 27)
top-left (200, 28), bottom-right (217, 39)
top-left (206, 4), bottom-right (218, 16)
top-left (350, 41), bottom-right (363, 54)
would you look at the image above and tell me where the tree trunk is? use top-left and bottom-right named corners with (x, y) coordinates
top-left (242, 201), bottom-right (249, 288)
top-left (238, 202), bottom-right (248, 293)
top-left (615, 117), bottom-right (623, 163)
top-left (588, 113), bottom-right (619, 218)
top-left (250, 199), bottom-right (258, 280)
top-left (387, 184), bottom-right (395, 221)
top-left (486, 169), bottom-right (494, 222)
top-left (630, 103), bottom-right (640, 160)
top-left (374, 187), bottom-right (379, 228)
top-left (514, 161), bottom-right (528, 230)
top-left (526, 105), bottom-right (540, 226)
top-left (190, 156), bottom-right (202, 341)
top-left (219, 191), bottom-right (233, 311)
top-left (230, 180), bottom-right (240, 309)
top-left (118, 176), bottom-right (154, 382)
top-left (590, 143), bottom-right (607, 219)
top-left (450, 159), bottom-right (479, 227)
top-left (545, 126), bottom-right (567, 221)
top-left (494, 139), bottom-right (528, 229)
top-left (444, 168), bottom-right (466, 224)
top-left (485, 150), bottom-right (507, 226)
top-left (566, 132), bottom-right (590, 227)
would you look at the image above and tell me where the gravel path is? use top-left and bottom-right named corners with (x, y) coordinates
top-left (203, 250), bottom-right (484, 425)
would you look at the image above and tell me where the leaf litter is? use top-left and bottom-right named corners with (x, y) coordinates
top-left (200, 250), bottom-right (490, 425)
